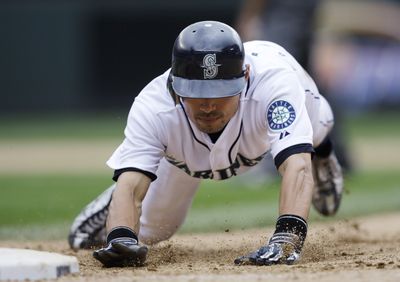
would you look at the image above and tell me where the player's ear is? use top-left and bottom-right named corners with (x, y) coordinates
top-left (244, 64), bottom-right (250, 81)
top-left (167, 72), bottom-right (180, 105)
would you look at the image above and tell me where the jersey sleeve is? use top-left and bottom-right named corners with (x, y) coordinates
top-left (260, 70), bottom-right (314, 167)
top-left (106, 91), bottom-right (166, 180)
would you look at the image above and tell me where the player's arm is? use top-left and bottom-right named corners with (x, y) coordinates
top-left (235, 152), bottom-right (313, 266)
top-left (277, 152), bottom-right (313, 219)
top-left (93, 171), bottom-right (151, 267)
top-left (107, 171), bottom-right (151, 234)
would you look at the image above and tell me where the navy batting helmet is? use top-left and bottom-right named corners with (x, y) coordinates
top-left (168, 21), bottom-right (246, 100)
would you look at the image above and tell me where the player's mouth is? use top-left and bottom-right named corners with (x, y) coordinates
top-left (198, 116), bottom-right (219, 122)
top-left (196, 114), bottom-right (222, 123)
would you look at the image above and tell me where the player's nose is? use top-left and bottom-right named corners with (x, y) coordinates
top-left (199, 101), bottom-right (216, 113)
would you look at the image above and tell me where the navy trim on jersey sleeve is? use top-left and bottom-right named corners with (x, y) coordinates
top-left (113, 168), bottom-right (157, 182)
top-left (274, 143), bottom-right (314, 169)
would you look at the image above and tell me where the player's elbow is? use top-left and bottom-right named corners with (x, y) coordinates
top-left (280, 153), bottom-right (313, 182)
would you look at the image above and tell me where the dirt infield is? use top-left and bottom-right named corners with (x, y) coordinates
top-left (1, 213), bottom-right (400, 282)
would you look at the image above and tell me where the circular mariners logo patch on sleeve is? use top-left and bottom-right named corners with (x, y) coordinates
top-left (267, 100), bottom-right (296, 130)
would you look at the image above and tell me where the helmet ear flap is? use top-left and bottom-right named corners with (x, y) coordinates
top-left (167, 73), bottom-right (180, 105)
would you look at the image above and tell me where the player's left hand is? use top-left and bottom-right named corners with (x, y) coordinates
top-left (234, 233), bottom-right (302, 265)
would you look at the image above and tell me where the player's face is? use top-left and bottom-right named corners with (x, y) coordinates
top-left (183, 95), bottom-right (240, 133)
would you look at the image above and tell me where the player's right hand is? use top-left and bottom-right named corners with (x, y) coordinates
top-left (93, 237), bottom-right (148, 267)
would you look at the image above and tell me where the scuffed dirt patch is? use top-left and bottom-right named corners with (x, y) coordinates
top-left (1, 213), bottom-right (400, 281)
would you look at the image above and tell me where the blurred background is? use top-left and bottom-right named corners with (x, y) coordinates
top-left (1, 0), bottom-right (399, 240)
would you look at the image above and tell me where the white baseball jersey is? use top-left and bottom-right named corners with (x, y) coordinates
top-left (107, 41), bottom-right (333, 182)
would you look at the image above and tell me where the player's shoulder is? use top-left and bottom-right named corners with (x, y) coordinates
top-left (244, 41), bottom-right (299, 99)
top-left (244, 40), bottom-right (286, 54)
top-left (133, 69), bottom-right (177, 113)
top-left (244, 41), bottom-right (291, 60)
top-left (244, 40), bottom-right (296, 72)
top-left (243, 41), bottom-right (311, 109)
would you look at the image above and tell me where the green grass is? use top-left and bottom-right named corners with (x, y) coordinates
top-left (0, 174), bottom-right (112, 240)
top-left (0, 174), bottom-right (110, 227)
top-left (1, 170), bottom-right (399, 239)
top-left (342, 110), bottom-right (400, 139)
top-left (182, 170), bottom-right (400, 233)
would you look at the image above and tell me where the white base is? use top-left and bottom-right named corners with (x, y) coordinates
top-left (0, 248), bottom-right (79, 281)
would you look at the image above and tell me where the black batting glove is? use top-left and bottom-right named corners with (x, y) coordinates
top-left (235, 214), bottom-right (307, 266)
top-left (93, 227), bottom-right (148, 267)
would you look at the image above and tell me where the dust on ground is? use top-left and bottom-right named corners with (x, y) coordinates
top-left (2, 212), bottom-right (400, 282)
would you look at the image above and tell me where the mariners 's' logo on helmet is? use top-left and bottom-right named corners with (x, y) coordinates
top-left (201, 54), bottom-right (221, 79)
top-left (267, 100), bottom-right (296, 130)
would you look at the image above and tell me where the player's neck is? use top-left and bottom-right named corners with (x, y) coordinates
top-left (207, 124), bottom-right (227, 143)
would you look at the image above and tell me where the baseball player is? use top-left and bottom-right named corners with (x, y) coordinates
top-left (68, 21), bottom-right (343, 267)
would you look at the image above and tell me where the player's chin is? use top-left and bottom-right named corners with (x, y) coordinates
top-left (196, 120), bottom-right (225, 134)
